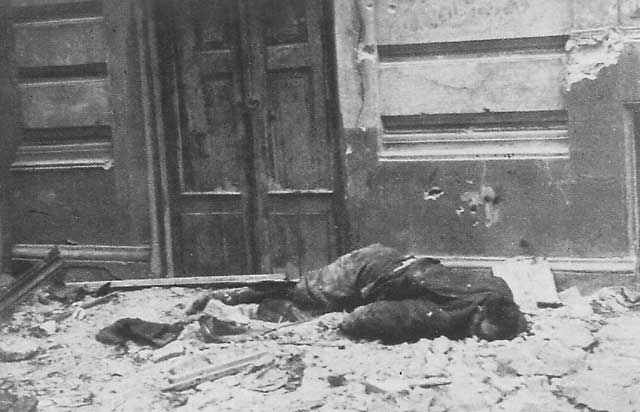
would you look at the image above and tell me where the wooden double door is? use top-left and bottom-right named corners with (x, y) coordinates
top-left (159, 0), bottom-right (343, 277)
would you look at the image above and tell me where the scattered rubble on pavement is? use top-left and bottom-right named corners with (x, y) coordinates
top-left (0, 282), bottom-right (639, 412)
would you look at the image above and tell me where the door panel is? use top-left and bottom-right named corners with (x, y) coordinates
top-left (266, 70), bottom-right (332, 190)
top-left (180, 213), bottom-right (247, 275)
top-left (262, 0), bottom-right (336, 276)
top-left (182, 76), bottom-right (243, 192)
top-left (170, 0), bottom-right (252, 275)
top-left (264, 0), bottom-right (308, 46)
top-left (165, 0), bottom-right (339, 276)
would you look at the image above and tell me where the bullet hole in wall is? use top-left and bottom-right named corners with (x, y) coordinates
top-left (424, 187), bottom-right (444, 201)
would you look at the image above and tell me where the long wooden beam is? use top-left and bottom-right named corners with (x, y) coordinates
top-left (68, 273), bottom-right (293, 291)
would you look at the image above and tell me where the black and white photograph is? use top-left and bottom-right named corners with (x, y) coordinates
top-left (1, 0), bottom-right (640, 411)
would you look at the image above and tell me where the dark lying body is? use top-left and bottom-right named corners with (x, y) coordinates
top-left (215, 244), bottom-right (527, 344)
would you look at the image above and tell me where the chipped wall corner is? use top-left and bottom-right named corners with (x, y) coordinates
top-left (565, 28), bottom-right (626, 90)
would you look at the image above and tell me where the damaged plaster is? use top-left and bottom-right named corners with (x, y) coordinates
top-left (424, 187), bottom-right (444, 201)
top-left (565, 28), bottom-right (625, 90)
top-left (460, 186), bottom-right (501, 228)
top-left (354, 0), bottom-right (379, 132)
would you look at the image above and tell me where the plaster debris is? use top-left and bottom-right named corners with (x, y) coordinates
top-left (0, 283), bottom-right (639, 411)
top-left (565, 28), bottom-right (625, 90)
top-left (0, 338), bottom-right (41, 363)
top-left (492, 258), bottom-right (561, 312)
top-left (152, 340), bottom-right (186, 363)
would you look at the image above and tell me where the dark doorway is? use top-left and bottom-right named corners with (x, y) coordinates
top-left (157, 0), bottom-right (344, 277)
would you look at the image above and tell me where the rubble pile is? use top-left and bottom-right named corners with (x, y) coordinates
top-left (1, 285), bottom-right (639, 412)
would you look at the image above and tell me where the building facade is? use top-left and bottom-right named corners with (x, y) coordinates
top-left (4, 0), bottom-right (640, 283)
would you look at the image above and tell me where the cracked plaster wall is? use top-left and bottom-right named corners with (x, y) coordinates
top-left (334, 0), bottom-right (640, 262)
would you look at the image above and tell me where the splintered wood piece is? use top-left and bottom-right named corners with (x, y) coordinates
top-left (68, 274), bottom-right (293, 292)
top-left (0, 248), bottom-right (64, 313)
top-left (162, 352), bottom-right (271, 391)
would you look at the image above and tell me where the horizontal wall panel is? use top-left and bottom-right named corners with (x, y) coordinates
top-left (379, 53), bottom-right (565, 115)
top-left (15, 17), bottom-right (106, 67)
top-left (23, 125), bottom-right (111, 144)
top-left (10, 169), bottom-right (135, 245)
top-left (20, 78), bottom-right (111, 128)
top-left (380, 129), bottom-right (569, 161)
top-left (378, 36), bottom-right (568, 61)
top-left (12, 141), bottom-right (113, 171)
top-left (375, 0), bottom-right (572, 45)
top-left (380, 111), bottom-right (568, 160)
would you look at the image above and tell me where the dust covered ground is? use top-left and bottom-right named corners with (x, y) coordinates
top-left (1, 285), bottom-right (640, 412)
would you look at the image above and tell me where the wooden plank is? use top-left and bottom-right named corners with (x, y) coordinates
top-left (374, 0), bottom-right (572, 45)
top-left (15, 17), bottom-right (105, 68)
top-left (12, 244), bottom-right (149, 261)
top-left (20, 78), bottom-right (111, 128)
top-left (0, 248), bottom-right (63, 312)
top-left (162, 352), bottom-right (271, 391)
top-left (379, 54), bottom-right (565, 116)
top-left (68, 274), bottom-right (291, 291)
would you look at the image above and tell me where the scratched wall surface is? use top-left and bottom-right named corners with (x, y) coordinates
top-left (335, 0), bottom-right (640, 261)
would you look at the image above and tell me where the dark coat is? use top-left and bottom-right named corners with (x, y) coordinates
top-left (290, 244), bottom-right (525, 343)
